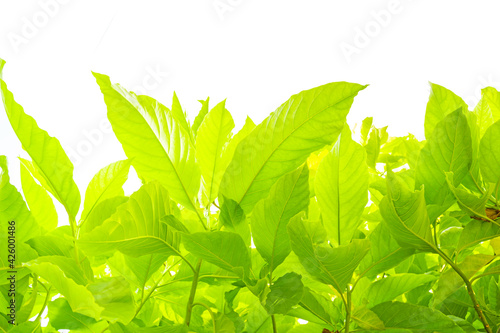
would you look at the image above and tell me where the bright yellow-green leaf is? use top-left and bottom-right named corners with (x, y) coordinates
top-left (19, 159), bottom-right (58, 232)
top-left (81, 159), bottom-right (131, 222)
top-left (93, 73), bottom-right (202, 223)
top-left (78, 182), bottom-right (180, 258)
top-left (1, 70), bottom-right (81, 219)
top-left (251, 164), bottom-right (309, 275)
top-left (315, 127), bottom-right (368, 245)
top-left (195, 100), bottom-right (235, 206)
top-left (220, 82), bottom-right (367, 213)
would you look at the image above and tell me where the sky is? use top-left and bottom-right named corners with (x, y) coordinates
top-left (1, 0), bottom-right (500, 219)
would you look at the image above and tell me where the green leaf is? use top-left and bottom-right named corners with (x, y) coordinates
top-left (171, 92), bottom-right (192, 139)
top-left (107, 252), bottom-right (168, 289)
top-left (351, 306), bottom-right (385, 330)
top-left (47, 298), bottom-right (107, 332)
top-left (365, 127), bottom-right (383, 169)
top-left (87, 277), bottom-right (136, 324)
top-left (380, 171), bottom-right (436, 252)
top-left (479, 119), bottom-right (500, 184)
top-left (370, 301), bottom-right (463, 332)
top-left (315, 126), bottom-right (369, 245)
top-left (0, 156), bottom-right (40, 268)
top-left (293, 288), bottom-right (341, 328)
top-left (93, 73), bottom-right (202, 220)
top-left (264, 272), bottom-right (304, 315)
top-left (78, 182), bottom-right (180, 258)
top-left (445, 172), bottom-right (495, 221)
top-left (192, 98), bottom-right (209, 136)
top-left (20, 160), bottom-right (58, 232)
top-left (424, 82), bottom-right (469, 140)
top-left (81, 159), bottom-right (131, 222)
top-left (220, 198), bottom-right (250, 247)
top-left (182, 231), bottom-right (251, 278)
top-left (358, 223), bottom-right (415, 280)
top-left (364, 273), bottom-right (437, 307)
top-left (434, 254), bottom-right (495, 305)
top-left (220, 82), bottom-right (367, 213)
top-left (361, 117), bottom-right (373, 145)
top-left (287, 212), bottom-right (370, 293)
top-left (456, 219), bottom-right (500, 253)
top-left (80, 196), bottom-right (128, 235)
top-left (195, 100), bottom-right (235, 206)
top-left (161, 215), bottom-right (190, 234)
top-left (416, 108), bottom-right (473, 206)
top-left (32, 255), bottom-right (88, 285)
top-left (251, 164), bottom-right (309, 274)
top-left (27, 261), bottom-right (103, 319)
top-left (1, 75), bottom-right (80, 219)
top-left (7, 320), bottom-right (43, 333)
top-left (473, 87), bottom-right (500, 138)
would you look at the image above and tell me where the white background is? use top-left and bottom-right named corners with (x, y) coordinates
top-left (1, 0), bottom-right (500, 213)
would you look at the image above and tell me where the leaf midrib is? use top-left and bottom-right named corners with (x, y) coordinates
top-left (236, 86), bottom-right (365, 208)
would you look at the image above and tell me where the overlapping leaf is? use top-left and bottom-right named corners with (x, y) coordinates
top-left (315, 127), bottom-right (368, 245)
top-left (220, 82), bottom-right (367, 213)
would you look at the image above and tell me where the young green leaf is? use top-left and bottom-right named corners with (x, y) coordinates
top-left (87, 277), bottom-right (136, 324)
top-left (195, 100), bottom-right (235, 206)
top-left (474, 87), bottom-right (500, 138)
top-left (192, 98), bottom-right (209, 136)
top-left (78, 182), bottom-right (180, 258)
top-left (263, 272), bottom-right (304, 315)
top-left (445, 172), bottom-right (496, 222)
top-left (433, 254), bottom-right (494, 305)
top-left (416, 108), bottom-right (473, 207)
top-left (456, 219), bottom-right (500, 254)
top-left (81, 159), bottom-right (131, 222)
top-left (251, 163), bottom-right (309, 275)
top-left (1, 72), bottom-right (81, 219)
top-left (315, 126), bottom-right (369, 245)
top-left (287, 212), bottom-right (370, 294)
top-left (93, 73), bottom-right (202, 221)
top-left (0, 156), bottom-right (40, 268)
top-left (380, 171), bottom-right (436, 252)
top-left (219, 82), bottom-right (367, 213)
top-left (219, 198), bottom-right (250, 246)
top-left (27, 261), bottom-right (103, 319)
top-left (479, 119), bottom-right (500, 184)
top-left (370, 301), bottom-right (464, 332)
top-left (363, 273), bottom-right (437, 307)
top-left (47, 298), bottom-right (108, 332)
top-left (351, 306), bottom-right (385, 330)
top-left (424, 83), bottom-right (469, 140)
top-left (19, 160), bottom-right (58, 232)
top-left (182, 231), bottom-right (251, 278)
top-left (358, 223), bottom-right (415, 280)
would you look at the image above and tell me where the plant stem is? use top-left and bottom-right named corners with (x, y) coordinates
top-left (36, 284), bottom-right (51, 321)
top-left (69, 215), bottom-right (81, 267)
top-left (133, 268), bottom-right (171, 320)
top-left (271, 315), bottom-right (278, 333)
top-left (345, 287), bottom-right (352, 333)
top-left (436, 249), bottom-right (492, 333)
top-left (184, 259), bottom-right (202, 326)
top-left (192, 303), bottom-right (216, 333)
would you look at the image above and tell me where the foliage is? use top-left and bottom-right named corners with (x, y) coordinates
top-left (1, 58), bottom-right (500, 332)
